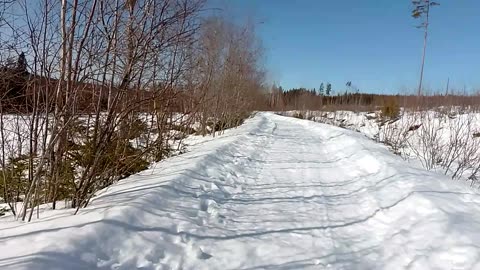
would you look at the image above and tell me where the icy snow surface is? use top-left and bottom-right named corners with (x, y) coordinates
top-left (1, 112), bottom-right (480, 269)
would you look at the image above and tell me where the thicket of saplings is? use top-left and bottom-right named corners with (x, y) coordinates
top-left (0, 0), bottom-right (267, 220)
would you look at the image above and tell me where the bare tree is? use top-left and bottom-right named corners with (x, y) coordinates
top-left (0, 0), bottom-right (269, 221)
top-left (195, 16), bottom-right (265, 137)
top-left (412, 0), bottom-right (440, 97)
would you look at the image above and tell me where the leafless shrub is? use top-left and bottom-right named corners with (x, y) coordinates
top-left (0, 0), bottom-right (267, 221)
top-left (407, 111), bottom-right (445, 170)
top-left (379, 111), bottom-right (415, 156)
top-left (442, 114), bottom-right (480, 181)
top-left (405, 109), bottom-right (480, 182)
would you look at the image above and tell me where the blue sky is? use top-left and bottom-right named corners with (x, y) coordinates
top-left (208, 0), bottom-right (480, 94)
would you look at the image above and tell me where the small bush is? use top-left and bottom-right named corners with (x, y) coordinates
top-left (207, 112), bottom-right (251, 133)
top-left (0, 155), bottom-right (30, 203)
top-left (293, 112), bottom-right (304, 119)
top-left (381, 99), bottom-right (400, 119)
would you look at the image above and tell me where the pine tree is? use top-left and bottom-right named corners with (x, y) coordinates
top-left (319, 83), bottom-right (324, 96)
top-left (326, 83), bottom-right (332, 96)
top-left (16, 52), bottom-right (27, 73)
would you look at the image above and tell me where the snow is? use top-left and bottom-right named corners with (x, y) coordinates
top-left (2, 112), bottom-right (480, 269)
top-left (282, 110), bottom-right (480, 183)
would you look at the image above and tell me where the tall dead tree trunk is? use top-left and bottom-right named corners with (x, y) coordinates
top-left (412, 0), bottom-right (439, 98)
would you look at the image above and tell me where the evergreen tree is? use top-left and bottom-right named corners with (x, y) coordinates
top-left (326, 83), bottom-right (332, 96)
top-left (16, 52), bottom-right (27, 74)
top-left (319, 83), bottom-right (324, 96)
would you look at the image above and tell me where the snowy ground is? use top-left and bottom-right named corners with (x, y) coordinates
top-left (281, 110), bottom-right (480, 184)
top-left (1, 112), bottom-right (480, 269)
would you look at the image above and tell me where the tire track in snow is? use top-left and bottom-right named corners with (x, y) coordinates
top-left (317, 131), bottom-right (384, 268)
top-left (205, 119), bottom-right (341, 269)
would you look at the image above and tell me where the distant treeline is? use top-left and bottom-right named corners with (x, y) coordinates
top-left (268, 87), bottom-right (480, 111)
top-left (0, 59), bottom-right (190, 113)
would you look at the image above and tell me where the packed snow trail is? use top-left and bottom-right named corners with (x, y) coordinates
top-left (2, 113), bottom-right (480, 269)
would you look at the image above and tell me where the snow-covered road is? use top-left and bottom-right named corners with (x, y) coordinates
top-left (2, 112), bottom-right (480, 269)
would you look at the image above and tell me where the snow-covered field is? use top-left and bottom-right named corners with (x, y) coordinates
top-left (281, 110), bottom-right (480, 184)
top-left (1, 112), bottom-right (480, 269)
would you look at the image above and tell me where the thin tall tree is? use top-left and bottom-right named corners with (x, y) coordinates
top-left (412, 0), bottom-right (439, 97)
